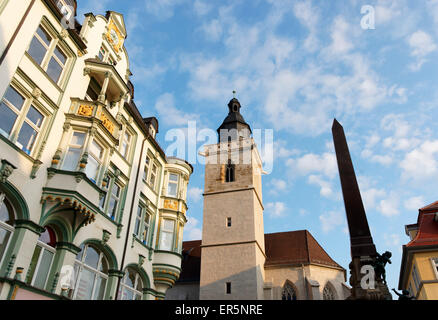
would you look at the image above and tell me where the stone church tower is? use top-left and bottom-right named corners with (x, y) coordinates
top-left (199, 98), bottom-right (266, 300)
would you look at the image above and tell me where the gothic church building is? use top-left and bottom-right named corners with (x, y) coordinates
top-left (166, 98), bottom-right (350, 300)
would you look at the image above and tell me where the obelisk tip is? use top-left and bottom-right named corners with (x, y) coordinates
top-left (332, 118), bottom-right (342, 131)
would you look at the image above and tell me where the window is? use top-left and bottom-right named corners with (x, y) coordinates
top-left (159, 219), bottom-right (175, 251)
top-left (134, 203), bottom-right (152, 245)
top-left (27, 25), bottom-right (68, 84)
top-left (26, 227), bottom-right (56, 289)
top-left (100, 176), bottom-right (123, 220)
top-left (226, 282), bottom-right (231, 294)
top-left (120, 131), bottom-right (131, 158)
top-left (322, 284), bottom-right (336, 300)
top-left (71, 244), bottom-right (108, 300)
top-left (177, 223), bottom-right (183, 253)
top-left (118, 268), bottom-right (143, 300)
top-left (134, 205), bottom-right (143, 238)
top-left (227, 217), bottom-right (232, 227)
top-left (167, 173), bottom-right (178, 197)
top-left (412, 264), bottom-right (421, 292)
top-left (0, 193), bottom-right (15, 266)
top-left (225, 160), bottom-right (235, 183)
top-left (56, 0), bottom-right (73, 20)
top-left (62, 131), bottom-right (86, 171)
top-left (98, 46), bottom-right (106, 61)
top-left (143, 156), bottom-right (150, 181)
top-left (86, 139), bottom-right (104, 183)
top-left (282, 282), bottom-right (297, 301)
top-left (85, 77), bottom-right (101, 101)
top-left (149, 163), bottom-right (157, 189)
top-left (0, 86), bottom-right (46, 155)
top-left (432, 258), bottom-right (438, 279)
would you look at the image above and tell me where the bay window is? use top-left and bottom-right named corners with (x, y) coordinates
top-left (0, 85), bottom-right (46, 155)
top-left (62, 131), bottom-right (86, 171)
top-left (118, 268), bottom-right (143, 300)
top-left (26, 227), bottom-right (56, 289)
top-left (167, 173), bottom-right (179, 197)
top-left (0, 193), bottom-right (15, 266)
top-left (159, 219), bottom-right (175, 251)
top-left (177, 223), bottom-right (183, 253)
top-left (72, 244), bottom-right (108, 300)
top-left (27, 24), bottom-right (69, 84)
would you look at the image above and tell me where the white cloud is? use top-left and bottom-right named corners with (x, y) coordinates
top-left (154, 93), bottom-right (199, 127)
top-left (268, 178), bottom-right (287, 194)
top-left (377, 193), bottom-right (400, 217)
top-left (383, 233), bottom-right (401, 247)
top-left (183, 217), bottom-right (202, 241)
top-left (407, 30), bottom-right (437, 71)
top-left (193, 0), bottom-right (212, 16)
top-left (362, 188), bottom-right (387, 210)
top-left (188, 187), bottom-right (203, 203)
top-left (145, 0), bottom-right (186, 20)
top-left (404, 196), bottom-right (425, 211)
top-left (286, 152), bottom-right (337, 179)
top-left (400, 140), bottom-right (438, 181)
top-left (201, 19), bottom-right (223, 42)
top-left (319, 211), bottom-right (344, 233)
top-left (265, 202), bottom-right (287, 217)
top-left (308, 175), bottom-right (334, 198)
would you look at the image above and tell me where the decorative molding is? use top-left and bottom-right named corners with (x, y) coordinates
top-left (139, 254), bottom-right (145, 267)
top-left (55, 242), bottom-right (82, 255)
top-left (31, 87), bottom-right (42, 99)
top-left (102, 229), bottom-right (111, 245)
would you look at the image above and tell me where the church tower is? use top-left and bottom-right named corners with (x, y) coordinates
top-left (199, 98), bottom-right (266, 300)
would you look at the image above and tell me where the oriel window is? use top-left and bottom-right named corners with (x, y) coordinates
top-left (62, 131), bottom-right (86, 171)
top-left (167, 173), bottom-right (179, 197)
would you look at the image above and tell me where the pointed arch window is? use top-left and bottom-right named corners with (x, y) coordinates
top-left (282, 282), bottom-right (297, 301)
top-left (323, 283), bottom-right (336, 300)
top-left (26, 227), bottom-right (56, 289)
top-left (0, 193), bottom-right (15, 266)
top-left (118, 267), bottom-right (144, 300)
top-left (71, 244), bottom-right (109, 300)
top-left (225, 160), bottom-right (235, 183)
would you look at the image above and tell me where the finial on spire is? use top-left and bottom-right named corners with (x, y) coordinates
top-left (233, 90), bottom-right (236, 98)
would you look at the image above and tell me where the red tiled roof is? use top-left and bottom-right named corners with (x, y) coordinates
top-left (406, 211), bottom-right (438, 248)
top-left (420, 200), bottom-right (438, 213)
top-left (178, 231), bottom-right (344, 282)
top-left (264, 230), bottom-right (344, 269)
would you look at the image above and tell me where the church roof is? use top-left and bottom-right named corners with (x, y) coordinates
top-left (217, 98), bottom-right (252, 134)
top-left (178, 230), bottom-right (344, 283)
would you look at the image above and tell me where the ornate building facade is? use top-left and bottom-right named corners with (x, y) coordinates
top-left (0, 0), bottom-right (192, 300)
top-left (166, 98), bottom-right (350, 300)
top-left (399, 201), bottom-right (438, 300)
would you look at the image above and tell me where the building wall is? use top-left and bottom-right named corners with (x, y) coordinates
top-left (0, 0), bottom-right (193, 300)
top-left (406, 251), bottom-right (438, 300)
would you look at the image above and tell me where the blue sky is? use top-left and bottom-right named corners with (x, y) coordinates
top-left (78, 0), bottom-right (438, 293)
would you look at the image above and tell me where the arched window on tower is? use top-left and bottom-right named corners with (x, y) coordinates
top-left (323, 283), bottom-right (336, 300)
top-left (0, 193), bottom-right (15, 266)
top-left (225, 160), bottom-right (235, 183)
top-left (281, 282), bottom-right (297, 300)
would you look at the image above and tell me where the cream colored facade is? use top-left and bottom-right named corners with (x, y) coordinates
top-left (0, 0), bottom-right (192, 300)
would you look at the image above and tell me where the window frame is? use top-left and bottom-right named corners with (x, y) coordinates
top-left (412, 264), bottom-right (421, 293)
top-left (118, 268), bottom-right (143, 300)
top-left (431, 258), bottom-right (438, 280)
top-left (72, 244), bottom-right (109, 300)
top-left (28, 230), bottom-right (56, 290)
top-left (27, 23), bottom-right (70, 86)
top-left (134, 202), bottom-right (152, 246)
top-left (120, 129), bottom-right (132, 159)
top-left (0, 193), bottom-right (15, 268)
top-left (100, 175), bottom-right (124, 221)
top-left (167, 173), bottom-right (179, 198)
top-left (61, 130), bottom-right (87, 172)
top-left (143, 154), bottom-right (160, 192)
top-left (86, 138), bottom-right (105, 183)
top-left (159, 218), bottom-right (176, 252)
top-left (0, 84), bottom-right (48, 156)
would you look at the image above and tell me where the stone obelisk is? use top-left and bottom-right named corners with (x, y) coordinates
top-left (332, 119), bottom-right (391, 300)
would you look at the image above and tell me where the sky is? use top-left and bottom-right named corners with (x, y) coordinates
top-left (77, 0), bottom-right (438, 294)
